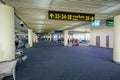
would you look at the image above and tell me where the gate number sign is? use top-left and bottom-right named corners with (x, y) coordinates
top-left (48, 10), bottom-right (95, 22)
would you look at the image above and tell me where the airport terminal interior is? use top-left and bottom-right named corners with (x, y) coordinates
top-left (0, 0), bottom-right (120, 80)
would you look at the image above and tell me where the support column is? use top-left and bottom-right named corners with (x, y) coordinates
top-left (113, 15), bottom-right (120, 63)
top-left (32, 33), bottom-right (36, 42)
top-left (28, 29), bottom-right (33, 47)
top-left (0, 4), bottom-right (15, 62)
top-left (64, 30), bottom-right (69, 46)
top-left (49, 34), bottom-right (52, 41)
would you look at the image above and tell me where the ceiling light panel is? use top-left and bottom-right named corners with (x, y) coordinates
top-left (52, 0), bottom-right (120, 14)
top-left (62, 0), bottom-right (120, 5)
top-left (25, 20), bottom-right (45, 24)
top-left (70, 23), bottom-right (80, 25)
top-left (52, 0), bottom-right (109, 11)
top-left (44, 20), bottom-right (75, 26)
top-left (5, 0), bottom-right (52, 9)
top-left (100, 4), bottom-right (120, 13)
top-left (17, 13), bottom-right (46, 20)
top-left (33, 25), bottom-right (43, 27)
top-left (15, 7), bottom-right (47, 14)
top-left (15, 8), bottom-right (47, 19)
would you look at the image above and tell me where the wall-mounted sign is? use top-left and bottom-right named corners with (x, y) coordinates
top-left (54, 30), bottom-right (63, 34)
top-left (92, 20), bottom-right (100, 27)
top-left (106, 20), bottom-right (114, 26)
top-left (48, 10), bottom-right (95, 22)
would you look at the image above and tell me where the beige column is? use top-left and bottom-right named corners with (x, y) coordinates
top-left (113, 15), bottom-right (120, 63)
top-left (49, 34), bottom-right (52, 41)
top-left (0, 4), bottom-right (15, 62)
top-left (64, 30), bottom-right (69, 46)
top-left (28, 29), bottom-right (33, 47)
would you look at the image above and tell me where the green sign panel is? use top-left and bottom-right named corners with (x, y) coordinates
top-left (48, 10), bottom-right (95, 22)
top-left (106, 20), bottom-right (114, 26)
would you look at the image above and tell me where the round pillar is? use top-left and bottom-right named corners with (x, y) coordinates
top-left (0, 4), bottom-right (15, 62)
top-left (64, 30), bottom-right (69, 46)
top-left (113, 15), bottom-right (120, 63)
top-left (28, 29), bottom-right (33, 47)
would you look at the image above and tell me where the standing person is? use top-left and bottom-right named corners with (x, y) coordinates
top-left (15, 39), bottom-right (19, 49)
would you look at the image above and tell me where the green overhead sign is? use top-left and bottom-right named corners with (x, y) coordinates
top-left (106, 20), bottom-right (114, 26)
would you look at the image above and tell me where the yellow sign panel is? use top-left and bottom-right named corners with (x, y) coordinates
top-left (48, 11), bottom-right (95, 22)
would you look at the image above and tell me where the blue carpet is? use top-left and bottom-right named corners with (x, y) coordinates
top-left (4, 41), bottom-right (120, 80)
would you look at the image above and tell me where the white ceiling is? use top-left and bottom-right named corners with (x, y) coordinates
top-left (3, 0), bottom-right (120, 33)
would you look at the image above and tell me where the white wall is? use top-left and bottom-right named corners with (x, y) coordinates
top-left (90, 28), bottom-right (113, 48)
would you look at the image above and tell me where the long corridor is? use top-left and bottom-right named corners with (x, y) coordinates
top-left (4, 41), bottom-right (120, 80)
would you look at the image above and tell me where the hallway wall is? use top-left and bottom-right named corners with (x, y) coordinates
top-left (90, 28), bottom-right (113, 48)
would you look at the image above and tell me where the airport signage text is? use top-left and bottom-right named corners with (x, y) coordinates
top-left (48, 10), bottom-right (95, 22)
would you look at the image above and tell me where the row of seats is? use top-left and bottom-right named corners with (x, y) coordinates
top-left (0, 49), bottom-right (27, 80)
top-left (0, 59), bottom-right (18, 80)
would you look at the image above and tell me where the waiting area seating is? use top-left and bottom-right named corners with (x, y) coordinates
top-left (0, 59), bottom-right (18, 80)
top-left (16, 49), bottom-right (27, 62)
top-left (0, 49), bottom-right (27, 80)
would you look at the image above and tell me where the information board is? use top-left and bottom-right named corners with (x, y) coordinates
top-left (48, 10), bottom-right (95, 22)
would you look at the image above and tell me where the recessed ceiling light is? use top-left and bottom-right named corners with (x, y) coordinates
top-left (65, 26), bottom-right (71, 28)
top-left (39, 21), bottom-right (44, 24)
top-left (70, 23), bottom-right (79, 25)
